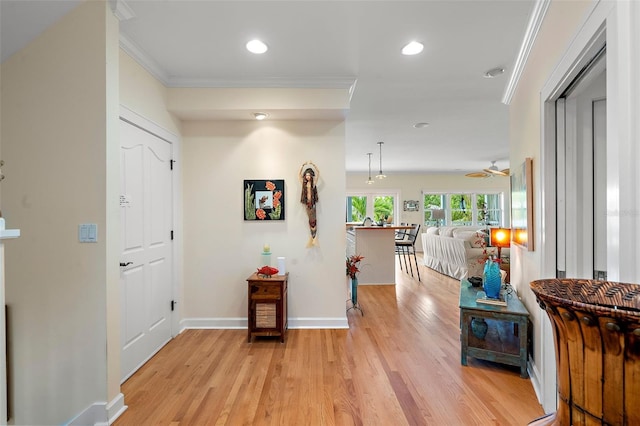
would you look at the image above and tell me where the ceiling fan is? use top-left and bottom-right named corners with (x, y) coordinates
top-left (465, 161), bottom-right (510, 178)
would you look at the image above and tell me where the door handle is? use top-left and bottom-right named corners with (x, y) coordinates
top-left (120, 262), bottom-right (133, 267)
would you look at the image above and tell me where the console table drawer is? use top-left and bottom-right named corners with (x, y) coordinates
top-left (250, 284), bottom-right (282, 300)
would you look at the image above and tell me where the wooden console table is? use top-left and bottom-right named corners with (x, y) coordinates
top-left (459, 279), bottom-right (530, 378)
top-left (247, 273), bottom-right (288, 343)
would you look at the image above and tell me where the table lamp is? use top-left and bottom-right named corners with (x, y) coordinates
top-left (431, 209), bottom-right (445, 227)
top-left (490, 227), bottom-right (511, 261)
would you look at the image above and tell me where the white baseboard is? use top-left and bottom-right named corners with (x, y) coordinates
top-left (181, 317), bottom-right (246, 330)
top-left (289, 317), bottom-right (349, 329)
top-left (65, 403), bottom-right (108, 426)
top-left (528, 358), bottom-right (544, 407)
top-left (64, 393), bottom-right (126, 426)
top-left (181, 316), bottom-right (348, 332)
top-left (107, 393), bottom-right (127, 424)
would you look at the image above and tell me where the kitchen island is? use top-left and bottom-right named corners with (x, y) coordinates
top-left (346, 224), bottom-right (412, 285)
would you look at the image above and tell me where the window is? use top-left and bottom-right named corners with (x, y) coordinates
top-left (423, 192), bottom-right (504, 227)
top-left (346, 195), bottom-right (367, 222)
top-left (373, 196), bottom-right (394, 222)
top-left (346, 191), bottom-right (399, 224)
top-left (450, 193), bottom-right (472, 225)
top-left (477, 193), bottom-right (502, 227)
top-left (424, 194), bottom-right (444, 226)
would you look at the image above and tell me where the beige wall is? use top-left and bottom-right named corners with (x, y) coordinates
top-left (119, 51), bottom-right (182, 136)
top-left (0, 2), bottom-right (118, 424)
top-left (182, 120), bottom-right (348, 324)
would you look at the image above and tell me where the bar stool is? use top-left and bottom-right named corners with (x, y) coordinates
top-left (395, 223), bottom-right (420, 281)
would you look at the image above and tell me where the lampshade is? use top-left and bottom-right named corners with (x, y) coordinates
top-left (490, 227), bottom-right (511, 248)
top-left (431, 209), bottom-right (445, 220)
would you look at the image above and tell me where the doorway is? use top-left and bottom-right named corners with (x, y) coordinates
top-left (556, 48), bottom-right (607, 280)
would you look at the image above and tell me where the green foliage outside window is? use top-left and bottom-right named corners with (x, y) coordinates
top-left (450, 194), bottom-right (472, 225)
top-left (424, 194), bottom-right (443, 225)
top-left (347, 196), bottom-right (367, 222)
top-left (423, 192), bottom-right (502, 227)
top-left (374, 196), bottom-right (394, 222)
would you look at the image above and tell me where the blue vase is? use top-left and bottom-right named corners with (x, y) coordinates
top-left (351, 277), bottom-right (358, 304)
top-left (483, 260), bottom-right (502, 299)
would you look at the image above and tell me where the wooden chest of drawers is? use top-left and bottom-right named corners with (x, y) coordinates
top-left (247, 272), bottom-right (288, 342)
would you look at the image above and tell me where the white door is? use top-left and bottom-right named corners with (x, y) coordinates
top-left (120, 118), bottom-right (173, 382)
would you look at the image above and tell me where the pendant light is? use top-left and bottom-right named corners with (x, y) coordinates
top-left (366, 153), bottom-right (374, 184)
top-left (376, 141), bottom-right (387, 179)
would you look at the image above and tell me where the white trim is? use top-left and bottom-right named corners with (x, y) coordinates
top-left (119, 35), bottom-right (169, 85)
top-left (109, 0), bottom-right (136, 21)
top-left (608, 0), bottom-right (640, 282)
top-left (527, 357), bottom-right (543, 405)
top-left (502, 0), bottom-right (552, 105)
top-left (107, 393), bottom-right (127, 424)
top-left (168, 76), bottom-right (357, 90)
top-left (181, 317), bottom-right (349, 332)
top-left (63, 393), bottom-right (126, 426)
top-left (119, 105), bottom-right (178, 144)
top-left (541, 2), bottom-right (608, 99)
top-left (64, 403), bottom-right (108, 426)
top-left (289, 318), bottom-right (349, 329)
top-left (119, 35), bottom-right (356, 91)
top-left (537, 0), bottom-right (614, 414)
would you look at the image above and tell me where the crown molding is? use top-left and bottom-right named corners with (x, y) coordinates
top-left (502, 0), bottom-right (551, 105)
top-left (167, 76), bottom-right (357, 90)
top-left (109, 0), bottom-right (136, 21)
top-left (120, 34), bottom-right (170, 85)
top-left (119, 34), bottom-right (355, 90)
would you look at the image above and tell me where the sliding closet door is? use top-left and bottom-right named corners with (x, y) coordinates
top-left (556, 52), bottom-right (606, 279)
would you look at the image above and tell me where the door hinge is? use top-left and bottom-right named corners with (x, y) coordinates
top-left (171, 230), bottom-right (174, 240)
top-left (171, 300), bottom-right (176, 311)
top-left (170, 159), bottom-right (175, 170)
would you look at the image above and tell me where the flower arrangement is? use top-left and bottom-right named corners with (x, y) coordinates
top-left (473, 231), bottom-right (499, 264)
top-left (346, 254), bottom-right (364, 279)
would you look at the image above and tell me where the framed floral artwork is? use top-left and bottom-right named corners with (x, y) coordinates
top-left (244, 180), bottom-right (285, 221)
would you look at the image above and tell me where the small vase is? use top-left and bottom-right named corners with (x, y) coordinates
top-left (483, 260), bottom-right (502, 299)
top-left (351, 277), bottom-right (358, 304)
top-left (471, 318), bottom-right (488, 339)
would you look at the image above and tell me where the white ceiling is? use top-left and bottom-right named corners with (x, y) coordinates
top-left (0, 0), bottom-right (534, 175)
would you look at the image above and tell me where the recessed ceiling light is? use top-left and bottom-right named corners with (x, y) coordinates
top-left (413, 122), bottom-right (430, 128)
top-left (246, 39), bottom-right (268, 54)
top-left (483, 67), bottom-right (505, 78)
top-left (402, 41), bottom-right (424, 55)
top-left (254, 112), bottom-right (268, 120)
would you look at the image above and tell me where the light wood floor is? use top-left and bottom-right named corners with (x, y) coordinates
top-left (115, 257), bottom-right (544, 425)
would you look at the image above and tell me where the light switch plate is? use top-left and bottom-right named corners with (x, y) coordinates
top-left (79, 224), bottom-right (98, 243)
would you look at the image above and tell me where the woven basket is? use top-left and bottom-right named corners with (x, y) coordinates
top-left (530, 279), bottom-right (640, 426)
